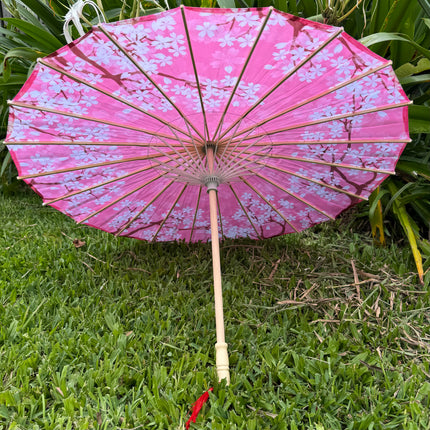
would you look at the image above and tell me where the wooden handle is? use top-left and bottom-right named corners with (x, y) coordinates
top-left (207, 146), bottom-right (230, 384)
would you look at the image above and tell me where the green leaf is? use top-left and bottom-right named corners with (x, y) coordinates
top-left (395, 58), bottom-right (430, 79)
top-left (380, 0), bottom-right (420, 34)
top-left (217, 0), bottom-right (236, 7)
top-left (0, 405), bottom-right (11, 420)
top-left (383, 182), bottom-right (416, 216)
top-left (417, 0), bottom-right (430, 17)
top-left (359, 32), bottom-right (430, 61)
top-left (0, 151), bottom-right (12, 178)
top-left (0, 74), bottom-right (28, 89)
top-left (409, 105), bottom-right (430, 133)
top-left (369, 187), bottom-right (388, 246)
top-left (396, 160), bottom-right (430, 181)
top-left (18, 0), bottom-right (65, 38)
top-left (399, 73), bottom-right (430, 86)
top-left (3, 47), bottom-right (45, 65)
top-left (2, 17), bottom-right (63, 52)
top-left (387, 180), bottom-right (424, 284)
top-left (390, 1), bottom-right (421, 66)
top-left (368, 0), bottom-right (391, 35)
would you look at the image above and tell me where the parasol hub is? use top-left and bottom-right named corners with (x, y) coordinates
top-left (204, 175), bottom-right (220, 192)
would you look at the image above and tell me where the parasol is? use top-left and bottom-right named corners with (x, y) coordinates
top-left (4, 6), bottom-right (410, 384)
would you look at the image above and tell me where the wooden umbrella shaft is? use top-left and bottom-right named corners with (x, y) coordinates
top-left (207, 147), bottom-right (230, 384)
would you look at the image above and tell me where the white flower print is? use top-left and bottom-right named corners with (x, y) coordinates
top-left (151, 34), bottom-right (173, 50)
top-left (273, 49), bottom-right (288, 62)
top-left (237, 34), bottom-right (255, 48)
top-left (328, 121), bottom-right (344, 138)
top-left (61, 81), bottom-right (85, 95)
top-left (134, 42), bottom-right (150, 58)
top-left (204, 98), bottom-right (221, 110)
top-left (235, 12), bottom-right (260, 27)
top-left (290, 46), bottom-right (307, 62)
top-left (141, 58), bottom-right (158, 75)
top-left (331, 56), bottom-right (355, 77)
top-left (169, 43), bottom-right (186, 57)
top-left (239, 82), bottom-right (260, 103)
top-left (64, 60), bottom-right (86, 73)
top-left (298, 69), bottom-right (315, 83)
top-left (267, 13), bottom-right (287, 27)
top-left (86, 73), bottom-right (103, 85)
top-left (196, 22), bottom-right (218, 38)
top-left (302, 131), bottom-right (325, 140)
top-left (309, 63), bottom-right (326, 78)
top-left (151, 15), bottom-right (176, 32)
top-left (221, 75), bottom-right (237, 87)
top-left (154, 53), bottom-right (172, 67)
top-left (303, 37), bottom-right (322, 51)
top-left (159, 98), bottom-right (174, 112)
top-left (218, 33), bottom-right (236, 47)
top-left (46, 76), bottom-right (66, 94)
top-left (362, 74), bottom-right (382, 88)
top-left (387, 88), bottom-right (404, 104)
top-left (38, 67), bottom-right (56, 83)
top-left (77, 124), bottom-right (110, 141)
top-left (81, 95), bottom-right (98, 107)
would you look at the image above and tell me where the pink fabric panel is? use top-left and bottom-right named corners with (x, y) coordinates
top-left (5, 7), bottom-right (410, 243)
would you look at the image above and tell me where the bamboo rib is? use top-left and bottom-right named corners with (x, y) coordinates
top-left (252, 159), bottom-right (364, 200)
top-left (189, 186), bottom-right (203, 242)
top-left (217, 135), bottom-right (266, 177)
top-left (156, 123), bottom-right (207, 179)
top-left (224, 138), bottom-right (411, 147)
top-left (228, 184), bottom-right (263, 239)
top-left (98, 25), bottom-right (205, 141)
top-left (217, 27), bottom-right (345, 141)
top-left (6, 138), bottom-right (409, 148)
top-left (149, 140), bottom-right (205, 181)
top-left (180, 5), bottom-right (210, 141)
top-left (38, 59), bottom-right (193, 140)
top-left (5, 140), bottom-right (198, 147)
top-left (217, 117), bottom-right (250, 166)
top-left (152, 183), bottom-right (188, 241)
top-left (211, 7), bottom-right (273, 142)
top-left (9, 101), bottom-right (192, 143)
top-left (249, 171), bottom-right (336, 220)
top-left (115, 179), bottom-right (176, 236)
top-left (77, 172), bottom-right (169, 225)
top-left (251, 153), bottom-right (394, 174)
top-left (216, 190), bottom-right (224, 239)
top-left (42, 164), bottom-right (157, 206)
top-left (217, 150), bottom-right (268, 182)
top-left (226, 101), bottom-right (412, 143)
top-left (227, 62), bottom-right (392, 139)
top-left (17, 152), bottom-right (183, 180)
top-left (240, 177), bottom-right (299, 233)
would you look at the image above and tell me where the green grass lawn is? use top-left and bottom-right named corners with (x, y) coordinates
top-left (1, 191), bottom-right (429, 429)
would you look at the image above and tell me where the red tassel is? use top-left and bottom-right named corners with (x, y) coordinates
top-left (185, 388), bottom-right (213, 429)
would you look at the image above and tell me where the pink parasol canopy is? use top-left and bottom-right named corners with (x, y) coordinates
top-left (5, 6), bottom-right (410, 383)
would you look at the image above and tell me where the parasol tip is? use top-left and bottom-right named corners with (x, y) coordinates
top-left (215, 342), bottom-right (230, 385)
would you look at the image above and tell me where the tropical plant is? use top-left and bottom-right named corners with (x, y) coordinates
top-left (0, 0), bottom-right (429, 281)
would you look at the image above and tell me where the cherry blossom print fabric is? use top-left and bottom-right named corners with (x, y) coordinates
top-left (5, 7), bottom-right (410, 242)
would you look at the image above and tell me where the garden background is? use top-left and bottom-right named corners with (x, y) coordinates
top-left (1, 0), bottom-right (430, 428)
